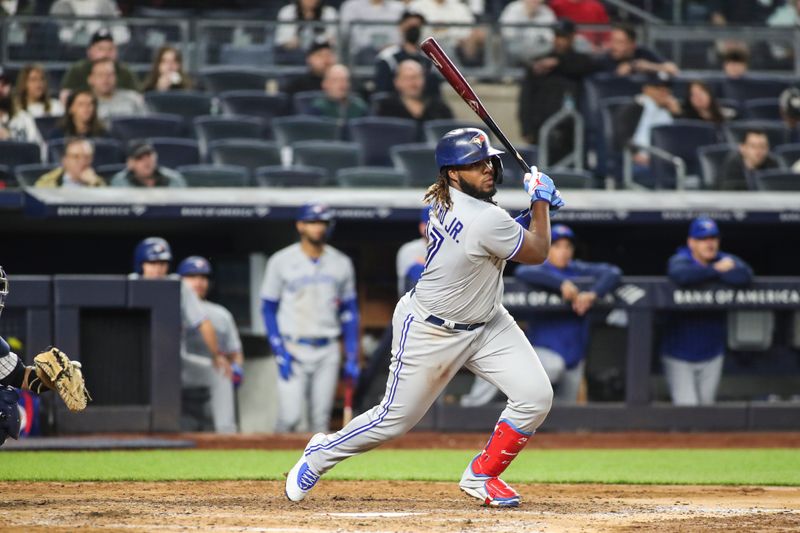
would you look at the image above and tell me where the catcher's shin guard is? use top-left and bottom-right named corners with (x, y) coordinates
top-left (459, 419), bottom-right (531, 507)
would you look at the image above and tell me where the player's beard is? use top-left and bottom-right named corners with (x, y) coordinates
top-left (457, 175), bottom-right (496, 201)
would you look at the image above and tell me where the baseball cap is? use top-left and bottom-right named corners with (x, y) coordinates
top-left (306, 38), bottom-right (332, 57)
top-left (399, 10), bottom-right (426, 24)
top-left (688, 217), bottom-right (719, 239)
top-left (641, 71), bottom-right (673, 88)
top-left (127, 140), bottom-right (155, 159)
top-left (177, 256), bottom-right (212, 277)
top-left (551, 224), bottom-right (575, 242)
top-left (553, 19), bottom-right (576, 37)
top-left (90, 28), bottom-right (114, 46)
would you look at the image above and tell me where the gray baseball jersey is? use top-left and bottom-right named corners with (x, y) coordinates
top-left (186, 300), bottom-right (242, 358)
top-left (260, 243), bottom-right (356, 341)
top-left (395, 237), bottom-right (427, 297)
top-left (128, 273), bottom-right (206, 331)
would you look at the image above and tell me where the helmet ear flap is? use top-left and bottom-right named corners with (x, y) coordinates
top-left (491, 155), bottom-right (504, 185)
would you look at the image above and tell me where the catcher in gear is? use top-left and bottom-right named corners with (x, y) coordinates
top-left (0, 265), bottom-right (90, 446)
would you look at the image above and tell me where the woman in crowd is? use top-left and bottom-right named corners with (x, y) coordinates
top-left (680, 80), bottom-right (735, 124)
top-left (141, 46), bottom-right (192, 93)
top-left (48, 89), bottom-right (108, 140)
top-left (13, 64), bottom-right (64, 118)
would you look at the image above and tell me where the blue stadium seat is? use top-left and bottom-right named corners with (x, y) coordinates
top-left (198, 67), bottom-right (271, 94)
top-left (219, 91), bottom-right (289, 124)
top-left (697, 143), bottom-right (735, 189)
top-left (149, 138), bottom-right (201, 168)
top-left (649, 120), bottom-right (721, 189)
top-left (291, 141), bottom-right (363, 178)
top-left (598, 96), bottom-right (636, 181)
top-left (176, 164), bottom-right (250, 187)
top-left (193, 115), bottom-right (266, 157)
top-left (753, 169), bottom-right (800, 191)
top-left (144, 91), bottom-right (214, 123)
top-left (15, 163), bottom-right (57, 187)
top-left (292, 90), bottom-right (325, 115)
top-left (497, 144), bottom-right (539, 188)
top-left (721, 78), bottom-right (789, 103)
top-left (335, 166), bottom-right (407, 188)
top-left (548, 169), bottom-right (594, 189)
top-left (95, 163), bottom-right (127, 180)
top-left (369, 91), bottom-right (393, 115)
top-left (254, 165), bottom-right (329, 187)
top-left (743, 98), bottom-right (781, 121)
top-left (0, 141), bottom-right (42, 169)
top-left (218, 44), bottom-right (275, 67)
top-left (272, 116), bottom-right (340, 147)
top-left (422, 119), bottom-right (485, 146)
top-left (34, 115), bottom-right (59, 139)
top-left (47, 137), bottom-right (125, 167)
top-left (110, 114), bottom-right (186, 141)
top-left (208, 139), bottom-right (282, 178)
top-left (347, 117), bottom-right (418, 167)
top-left (390, 143), bottom-right (438, 187)
top-left (774, 143), bottom-right (800, 169)
top-left (725, 120), bottom-right (790, 149)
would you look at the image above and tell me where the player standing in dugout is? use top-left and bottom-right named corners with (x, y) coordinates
top-left (285, 128), bottom-right (564, 507)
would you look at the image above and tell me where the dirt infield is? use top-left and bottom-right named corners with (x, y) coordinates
top-left (3, 480), bottom-right (799, 532)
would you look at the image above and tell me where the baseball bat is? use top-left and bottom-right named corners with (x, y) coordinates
top-left (343, 383), bottom-right (353, 427)
top-left (420, 37), bottom-right (531, 175)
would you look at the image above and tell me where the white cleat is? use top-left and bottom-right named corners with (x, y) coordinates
top-left (285, 432), bottom-right (326, 502)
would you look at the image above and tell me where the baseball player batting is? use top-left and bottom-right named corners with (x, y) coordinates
top-left (0, 266), bottom-right (90, 446)
top-left (285, 128), bottom-right (564, 507)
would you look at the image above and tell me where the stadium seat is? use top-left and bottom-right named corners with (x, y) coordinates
top-left (14, 163), bottom-right (57, 187)
top-left (0, 140), bottom-right (42, 169)
top-left (291, 141), bottom-right (362, 178)
top-left (753, 169), bottom-right (800, 191)
top-left (292, 90), bottom-right (325, 115)
top-left (721, 78), bottom-right (789, 103)
top-left (208, 139), bottom-right (282, 177)
top-left (254, 165), bottom-right (329, 187)
top-left (149, 138), bottom-right (201, 168)
top-left (335, 166), bottom-right (407, 187)
top-left (110, 114), bottom-right (186, 141)
top-left (743, 98), bottom-right (781, 121)
top-left (774, 143), bottom-right (800, 169)
top-left (369, 91), bottom-right (393, 115)
top-left (218, 91), bottom-right (289, 125)
top-left (390, 143), bottom-right (438, 187)
top-left (272, 116), bottom-right (340, 147)
top-left (599, 96), bottom-right (636, 181)
top-left (697, 144), bottom-right (735, 189)
top-left (219, 44), bottom-right (275, 68)
top-left (176, 164), bottom-right (250, 187)
top-left (497, 144), bottom-right (539, 187)
top-left (95, 163), bottom-right (127, 180)
top-left (198, 67), bottom-right (271, 93)
top-left (649, 120), bottom-right (720, 189)
top-left (193, 115), bottom-right (266, 157)
top-left (725, 120), bottom-right (790, 149)
top-left (422, 119), bottom-right (485, 145)
top-left (34, 115), bottom-right (59, 139)
top-left (549, 169), bottom-right (594, 189)
top-left (347, 117), bottom-right (418, 167)
top-left (47, 137), bottom-right (125, 167)
top-left (144, 91), bottom-right (214, 123)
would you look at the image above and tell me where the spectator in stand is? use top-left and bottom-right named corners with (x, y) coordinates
top-left (500, 0), bottom-right (556, 67)
top-left (768, 0), bottom-right (800, 26)
top-left (339, 0), bottom-right (405, 60)
top-left (549, 0), bottom-right (610, 48)
top-left (310, 64), bottom-right (369, 121)
top-left (410, 0), bottom-right (486, 66)
top-left (50, 0), bottom-right (130, 47)
top-left (13, 64), bottom-right (65, 118)
top-left (615, 72), bottom-right (681, 181)
top-left (595, 23), bottom-right (679, 77)
top-left (275, 0), bottom-right (338, 58)
top-left (720, 48), bottom-right (749, 79)
top-left (376, 59), bottom-right (452, 129)
top-left (461, 224), bottom-right (621, 406)
top-left (518, 19), bottom-right (596, 156)
top-left (779, 86), bottom-right (800, 138)
top-left (34, 137), bottom-right (105, 188)
top-left (88, 58), bottom-right (147, 120)
top-left (48, 89), bottom-right (109, 140)
top-left (141, 46), bottom-right (193, 93)
top-left (60, 28), bottom-right (139, 101)
top-left (718, 129), bottom-right (779, 190)
top-left (661, 217), bottom-right (753, 406)
top-left (709, 0), bottom-right (772, 26)
top-left (283, 40), bottom-right (337, 96)
top-left (0, 89), bottom-right (45, 151)
top-left (374, 11), bottom-right (440, 97)
top-left (679, 80), bottom-right (735, 124)
top-left (110, 140), bottom-right (187, 188)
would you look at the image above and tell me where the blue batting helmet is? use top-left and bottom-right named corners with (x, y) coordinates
top-left (133, 237), bottom-right (172, 274)
top-left (0, 266), bottom-right (7, 319)
top-left (0, 386), bottom-right (20, 446)
top-left (177, 256), bottom-right (212, 277)
top-left (435, 128), bottom-right (505, 184)
top-left (297, 203), bottom-right (334, 222)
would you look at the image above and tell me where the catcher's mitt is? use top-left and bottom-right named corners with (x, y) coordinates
top-left (29, 347), bottom-right (91, 411)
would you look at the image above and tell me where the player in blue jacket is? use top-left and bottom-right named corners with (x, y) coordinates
top-left (661, 217), bottom-right (753, 406)
top-left (460, 224), bottom-right (621, 405)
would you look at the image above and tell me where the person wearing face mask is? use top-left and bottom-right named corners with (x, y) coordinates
top-left (661, 218), bottom-right (753, 406)
top-left (374, 10), bottom-right (441, 97)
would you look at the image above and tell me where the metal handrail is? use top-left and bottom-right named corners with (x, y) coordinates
top-left (623, 142), bottom-right (688, 190)
top-left (538, 101), bottom-right (585, 171)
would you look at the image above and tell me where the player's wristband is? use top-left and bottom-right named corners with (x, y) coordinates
top-left (514, 209), bottom-right (532, 229)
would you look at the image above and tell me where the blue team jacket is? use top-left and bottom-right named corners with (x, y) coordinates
top-left (515, 260), bottom-right (622, 369)
top-left (660, 246), bottom-right (753, 362)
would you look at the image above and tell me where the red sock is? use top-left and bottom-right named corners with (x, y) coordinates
top-left (471, 420), bottom-right (531, 478)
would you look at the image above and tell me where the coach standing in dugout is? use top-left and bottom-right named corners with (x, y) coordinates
top-left (661, 217), bottom-right (753, 406)
top-left (260, 204), bottom-right (360, 433)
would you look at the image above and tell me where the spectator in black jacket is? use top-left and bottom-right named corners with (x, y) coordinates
top-left (282, 40), bottom-right (337, 96)
top-left (718, 129), bottom-right (779, 190)
top-left (595, 23), bottom-right (679, 77)
top-left (376, 59), bottom-right (452, 128)
top-left (373, 11), bottom-right (440, 98)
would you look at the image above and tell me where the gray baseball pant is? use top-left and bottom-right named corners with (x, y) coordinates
top-left (662, 354), bottom-right (724, 405)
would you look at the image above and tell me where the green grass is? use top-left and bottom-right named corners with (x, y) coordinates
top-left (1, 449), bottom-right (798, 485)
